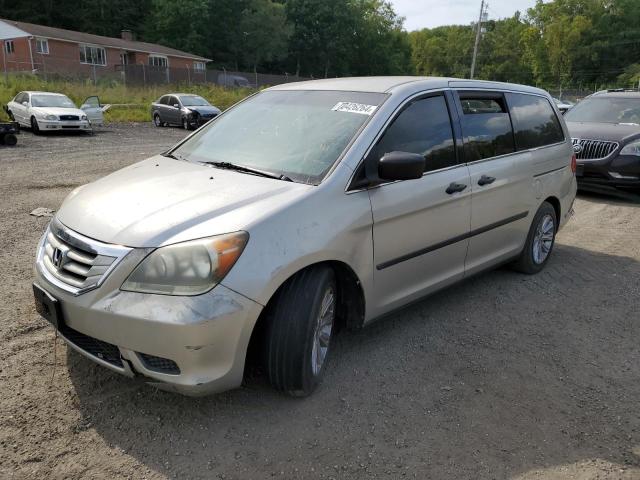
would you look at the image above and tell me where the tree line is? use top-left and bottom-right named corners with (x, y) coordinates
top-left (1, 0), bottom-right (639, 90)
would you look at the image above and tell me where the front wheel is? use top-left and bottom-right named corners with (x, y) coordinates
top-left (512, 201), bottom-right (557, 274)
top-left (182, 117), bottom-right (191, 130)
top-left (263, 266), bottom-right (337, 396)
top-left (30, 116), bottom-right (40, 135)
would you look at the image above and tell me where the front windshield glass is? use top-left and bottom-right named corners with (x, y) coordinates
top-left (31, 94), bottom-right (76, 108)
top-left (179, 95), bottom-right (210, 107)
top-left (565, 97), bottom-right (640, 124)
top-left (172, 90), bottom-right (387, 184)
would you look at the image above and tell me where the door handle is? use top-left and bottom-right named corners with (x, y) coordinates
top-left (446, 182), bottom-right (467, 194)
top-left (477, 175), bottom-right (496, 186)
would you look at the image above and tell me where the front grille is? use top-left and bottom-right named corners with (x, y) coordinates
top-left (60, 323), bottom-right (123, 367)
top-left (42, 230), bottom-right (115, 291)
top-left (572, 138), bottom-right (618, 160)
top-left (138, 353), bottom-right (180, 375)
top-left (59, 115), bottom-right (79, 121)
top-left (37, 220), bottom-right (131, 295)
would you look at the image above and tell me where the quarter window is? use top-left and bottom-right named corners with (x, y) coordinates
top-left (369, 95), bottom-right (457, 173)
top-left (506, 93), bottom-right (565, 150)
top-left (4, 40), bottom-right (15, 54)
top-left (149, 55), bottom-right (168, 67)
top-left (79, 45), bottom-right (106, 66)
top-left (459, 93), bottom-right (515, 161)
top-left (35, 38), bottom-right (49, 54)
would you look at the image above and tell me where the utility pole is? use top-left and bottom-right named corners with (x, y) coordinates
top-left (470, 0), bottom-right (488, 79)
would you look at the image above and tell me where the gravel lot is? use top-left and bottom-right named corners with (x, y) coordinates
top-left (1, 124), bottom-right (640, 480)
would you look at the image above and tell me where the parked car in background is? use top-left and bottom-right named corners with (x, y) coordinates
top-left (217, 74), bottom-right (251, 88)
top-left (565, 91), bottom-right (640, 192)
top-left (151, 94), bottom-right (221, 130)
top-left (5, 91), bottom-right (103, 133)
top-left (553, 97), bottom-right (574, 114)
top-left (33, 77), bottom-right (576, 397)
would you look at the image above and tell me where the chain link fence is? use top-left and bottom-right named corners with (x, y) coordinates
top-left (2, 54), bottom-right (309, 88)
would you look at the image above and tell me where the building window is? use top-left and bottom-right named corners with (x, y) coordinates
top-left (35, 38), bottom-right (49, 54)
top-left (193, 61), bottom-right (206, 72)
top-left (4, 40), bottom-right (15, 54)
top-left (79, 44), bottom-right (106, 66)
top-left (149, 55), bottom-right (168, 67)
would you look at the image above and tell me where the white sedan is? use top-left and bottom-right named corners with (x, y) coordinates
top-left (5, 91), bottom-right (104, 134)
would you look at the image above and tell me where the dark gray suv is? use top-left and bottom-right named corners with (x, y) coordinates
top-left (565, 91), bottom-right (640, 192)
top-left (151, 93), bottom-right (221, 130)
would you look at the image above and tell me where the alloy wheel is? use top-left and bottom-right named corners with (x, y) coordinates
top-left (532, 213), bottom-right (555, 264)
top-left (311, 286), bottom-right (335, 377)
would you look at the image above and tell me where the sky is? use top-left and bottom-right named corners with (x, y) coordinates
top-left (390, 0), bottom-right (539, 31)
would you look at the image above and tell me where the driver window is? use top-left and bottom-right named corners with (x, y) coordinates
top-left (369, 95), bottom-right (457, 173)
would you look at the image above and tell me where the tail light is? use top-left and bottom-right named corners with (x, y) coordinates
top-left (570, 153), bottom-right (577, 174)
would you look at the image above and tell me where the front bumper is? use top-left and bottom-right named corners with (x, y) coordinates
top-left (577, 154), bottom-right (640, 188)
top-left (39, 119), bottom-right (92, 131)
top-left (188, 114), bottom-right (217, 128)
top-left (34, 246), bottom-right (263, 396)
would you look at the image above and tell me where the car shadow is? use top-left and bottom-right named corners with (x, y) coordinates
top-left (67, 243), bottom-right (640, 478)
top-left (578, 185), bottom-right (640, 205)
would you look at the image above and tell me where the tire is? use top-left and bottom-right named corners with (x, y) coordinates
top-left (30, 116), bottom-right (40, 135)
top-left (263, 266), bottom-right (337, 396)
top-left (7, 110), bottom-right (14, 121)
top-left (3, 134), bottom-right (17, 146)
top-left (182, 117), bottom-right (191, 130)
top-left (153, 114), bottom-right (164, 127)
top-left (512, 201), bottom-right (557, 274)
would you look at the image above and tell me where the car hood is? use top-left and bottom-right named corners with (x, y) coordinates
top-left (32, 107), bottom-right (86, 117)
top-left (185, 105), bottom-right (221, 115)
top-left (56, 156), bottom-right (312, 248)
top-left (566, 121), bottom-right (640, 143)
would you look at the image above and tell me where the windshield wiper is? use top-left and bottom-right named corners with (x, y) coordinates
top-left (201, 161), bottom-right (293, 182)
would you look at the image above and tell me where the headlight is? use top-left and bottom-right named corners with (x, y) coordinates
top-left (620, 140), bottom-right (640, 156)
top-left (81, 115), bottom-right (88, 121)
top-left (121, 232), bottom-right (248, 295)
top-left (44, 114), bottom-right (58, 121)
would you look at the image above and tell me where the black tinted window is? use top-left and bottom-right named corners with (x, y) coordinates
top-left (459, 94), bottom-right (514, 161)
top-left (169, 96), bottom-right (179, 106)
top-left (370, 95), bottom-right (456, 173)
top-left (159, 96), bottom-right (168, 105)
top-left (506, 93), bottom-right (564, 149)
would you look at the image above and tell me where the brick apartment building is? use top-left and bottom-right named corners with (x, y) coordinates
top-left (0, 18), bottom-right (211, 83)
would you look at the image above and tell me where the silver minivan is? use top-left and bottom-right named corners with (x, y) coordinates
top-left (33, 77), bottom-right (577, 396)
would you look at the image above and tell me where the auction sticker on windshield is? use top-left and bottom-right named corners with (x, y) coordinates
top-left (332, 102), bottom-right (377, 115)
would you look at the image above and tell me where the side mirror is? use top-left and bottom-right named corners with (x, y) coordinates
top-left (378, 151), bottom-right (425, 181)
top-left (22, 101), bottom-right (29, 107)
top-left (172, 103), bottom-right (179, 108)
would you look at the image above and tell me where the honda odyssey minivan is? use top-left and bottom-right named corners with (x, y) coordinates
top-left (33, 77), bottom-right (577, 397)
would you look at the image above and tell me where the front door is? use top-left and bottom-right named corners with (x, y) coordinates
top-left (167, 95), bottom-right (181, 125)
top-left (368, 93), bottom-right (472, 317)
top-left (80, 96), bottom-right (104, 125)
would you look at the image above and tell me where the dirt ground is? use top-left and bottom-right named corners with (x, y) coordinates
top-left (1, 124), bottom-right (639, 480)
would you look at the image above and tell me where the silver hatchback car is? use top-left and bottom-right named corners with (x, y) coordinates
top-left (33, 77), bottom-right (577, 396)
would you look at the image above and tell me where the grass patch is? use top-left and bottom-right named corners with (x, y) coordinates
top-left (0, 75), bottom-right (254, 122)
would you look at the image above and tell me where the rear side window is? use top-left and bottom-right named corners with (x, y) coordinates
top-left (506, 93), bottom-right (564, 149)
top-left (459, 93), bottom-right (515, 161)
top-left (369, 95), bottom-right (456, 173)
top-left (158, 96), bottom-right (168, 105)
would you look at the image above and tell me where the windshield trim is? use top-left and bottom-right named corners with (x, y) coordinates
top-left (166, 89), bottom-right (391, 185)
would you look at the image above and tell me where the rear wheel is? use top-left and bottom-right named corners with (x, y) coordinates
top-left (30, 116), bottom-right (40, 135)
top-left (153, 114), bottom-right (164, 127)
top-left (512, 201), bottom-right (557, 274)
top-left (263, 266), bottom-right (337, 396)
top-left (7, 110), bottom-right (14, 121)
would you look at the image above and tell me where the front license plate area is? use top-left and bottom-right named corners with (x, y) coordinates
top-left (33, 283), bottom-right (61, 329)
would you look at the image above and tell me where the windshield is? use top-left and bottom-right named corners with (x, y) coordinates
top-left (172, 90), bottom-right (387, 184)
top-left (31, 94), bottom-right (76, 108)
top-left (565, 97), bottom-right (640, 124)
top-left (179, 95), bottom-right (210, 107)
